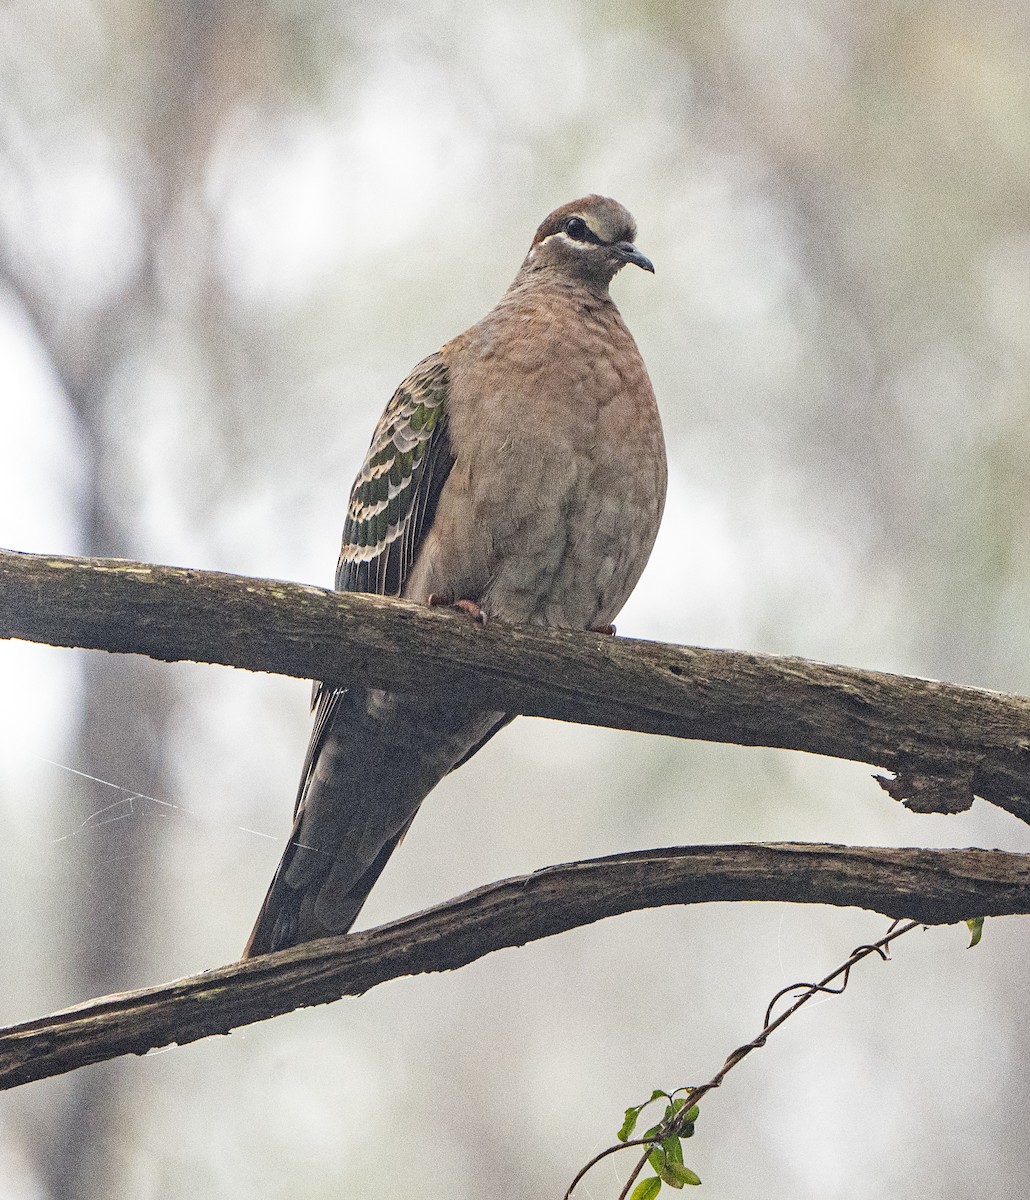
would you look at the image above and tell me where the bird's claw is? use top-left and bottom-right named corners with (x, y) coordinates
top-left (428, 594), bottom-right (488, 625)
top-left (453, 599), bottom-right (487, 624)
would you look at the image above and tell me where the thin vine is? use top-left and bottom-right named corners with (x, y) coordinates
top-left (564, 917), bottom-right (934, 1199)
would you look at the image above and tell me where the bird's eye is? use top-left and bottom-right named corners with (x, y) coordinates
top-left (564, 216), bottom-right (589, 240)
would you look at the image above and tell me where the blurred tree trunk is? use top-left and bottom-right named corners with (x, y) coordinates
top-left (0, 6), bottom-right (244, 1194)
top-left (44, 461), bottom-right (175, 1200)
top-left (0, 241), bottom-right (175, 1198)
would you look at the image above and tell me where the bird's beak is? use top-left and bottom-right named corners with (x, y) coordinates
top-left (613, 241), bottom-right (655, 273)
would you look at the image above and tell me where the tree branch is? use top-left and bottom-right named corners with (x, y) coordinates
top-left (3, 549), bottom-right (1030, 821)
top-left (2, 842), bottom-right (1028, 1091)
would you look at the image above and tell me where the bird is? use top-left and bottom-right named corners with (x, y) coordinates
top-left (243, 195), bottom-right (667, 957)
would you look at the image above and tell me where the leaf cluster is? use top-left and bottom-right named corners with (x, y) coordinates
top-left (618, 1090), bottom-right (702, 1195)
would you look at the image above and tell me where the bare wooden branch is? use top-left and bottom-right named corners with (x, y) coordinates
top-left (3, 549), bottom-right (1030, 821)
top-left (2, 842), bottom-right (1027, 1091)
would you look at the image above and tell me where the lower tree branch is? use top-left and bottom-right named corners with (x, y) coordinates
top-left (3, 550), bottom-right (1030, 821)
top-left (3, 842), bottom-right (1028, 1091)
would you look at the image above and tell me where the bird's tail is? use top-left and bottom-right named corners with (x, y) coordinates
top-left (242, 688), bottom-right (507, 960)
top-left (242, 815), bottom-right (415, 959)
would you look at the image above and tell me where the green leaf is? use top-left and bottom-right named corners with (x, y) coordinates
top-left (649, 1089), bottom-right (669, 1102)
top-left (619, 1106), bottom-right (642, 1142)
top-left (966, 917), bottom-right (984, 948)
top-left (629, 1178), bottom-right (663, 1200)
top-left (649, 1147), bottom-right (666, 1175)
top-left (643, 1124), bottom-right (661, 1140)
top-left (669, 1102), bottom-right (698, 1138)
top-left (663, 1162), bottom-right (702, 1187)
top-left (657, 1160), bottom-right (684, 1189)
top-left (662, 1136), bottom-right (684, 1166)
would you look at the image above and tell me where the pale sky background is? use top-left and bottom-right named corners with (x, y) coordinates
top-left (3, 3), bottom-right (1030, 1198)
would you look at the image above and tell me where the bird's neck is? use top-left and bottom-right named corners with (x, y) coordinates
top-left (505, 260), bottom-right (614, 304)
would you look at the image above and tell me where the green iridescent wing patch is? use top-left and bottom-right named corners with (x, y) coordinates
top-left (336, 352), bottom-right (453, 596)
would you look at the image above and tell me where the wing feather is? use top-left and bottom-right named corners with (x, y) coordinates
top-left (335, 352), bottom-right (451, 594)
top-left (296, 352), bottom-right (453, 817)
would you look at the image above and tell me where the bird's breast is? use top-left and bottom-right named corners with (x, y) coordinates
top-left (405, 292), bottom-right (667, 629)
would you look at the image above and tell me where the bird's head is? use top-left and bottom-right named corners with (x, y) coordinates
top-left (523, 195), bottom-right (654, 287)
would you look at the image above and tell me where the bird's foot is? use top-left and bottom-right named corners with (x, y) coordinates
top-left (428, 594), bottom-right (488, 625)
top-left (591, 623), bottom-right (617, 636)
top-left (452, 599), bottom-right (488, 624)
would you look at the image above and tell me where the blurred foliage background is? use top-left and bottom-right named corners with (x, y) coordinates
top-left (3, 1), bottom-right (1030, 1196)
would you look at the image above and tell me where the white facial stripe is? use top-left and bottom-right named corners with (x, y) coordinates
top-left (548, 230), bottom-right (599, 250)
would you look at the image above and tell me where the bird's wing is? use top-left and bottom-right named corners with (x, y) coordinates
top-left (296, 352), bottom-right (453, 817)
top-left (335, 351), bottom-right (452, 596)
